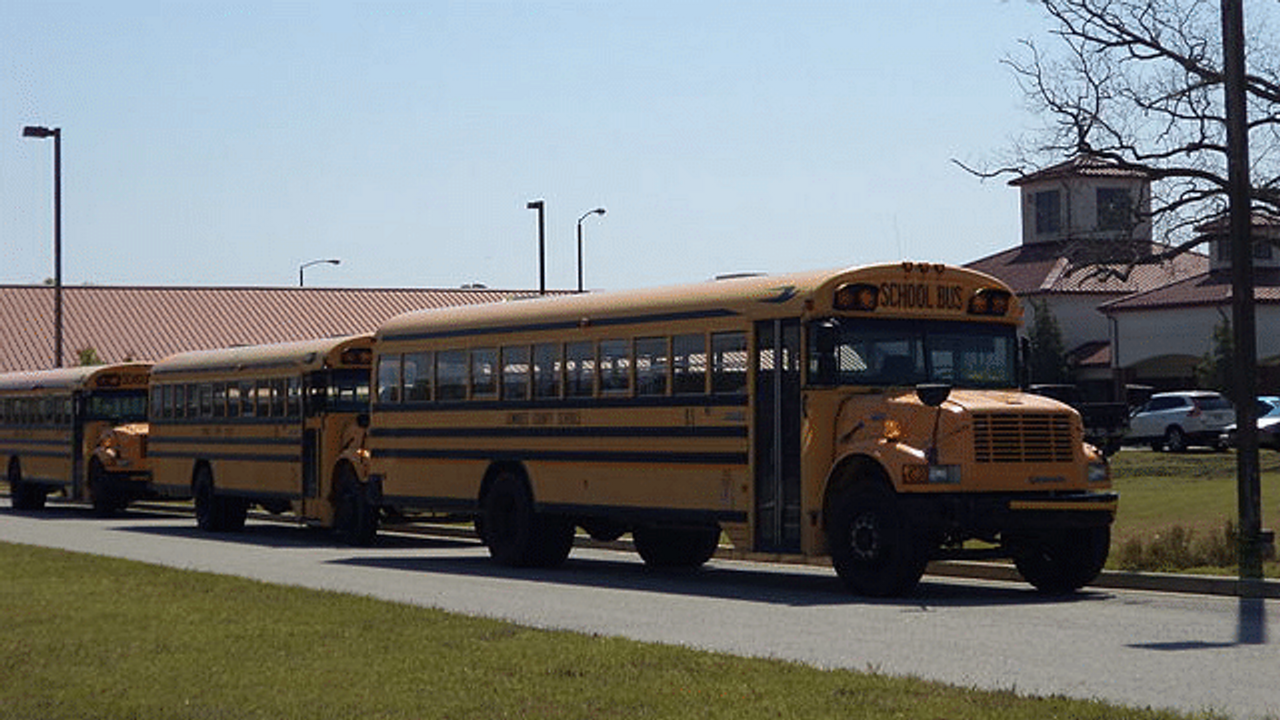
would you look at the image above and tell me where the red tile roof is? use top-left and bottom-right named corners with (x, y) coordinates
top-left (1007, 155), bottom-right (1154, 186)
top-left (965, 241), bottom-right (1209, 296)
top-left (0, 285), bottom-right (550, 372)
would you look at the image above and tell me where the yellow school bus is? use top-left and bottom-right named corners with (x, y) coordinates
top-left (366, 263), bottom-right (1115, 595)
top-left (147, 336), bottom-right (374, 541)
top-left (0, 363), bottom-right (152, 514)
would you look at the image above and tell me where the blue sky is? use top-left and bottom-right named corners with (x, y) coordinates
top-left (2, 1), bottom-right (1054, 291)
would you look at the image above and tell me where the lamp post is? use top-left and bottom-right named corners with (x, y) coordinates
top-left (527, 200), bottom-right (546, 295)
top-left (22, 125), bottom-right (62, 367)
top-left (575, 207), bottom-right (606, 293)
top-left (299, 258), bottom-right (340, 287)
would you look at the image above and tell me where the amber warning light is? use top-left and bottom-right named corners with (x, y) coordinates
top-left (968, 288), bottom-right (1012, 316)
top-left (833, 283), bottom-right (879, 312)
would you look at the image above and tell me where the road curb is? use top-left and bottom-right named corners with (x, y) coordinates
top-left (927, 560), bottom-right (1280, 598)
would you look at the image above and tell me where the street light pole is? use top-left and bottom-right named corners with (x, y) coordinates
top-left (23, 125), bottom-right (62, 368)
top-left (527, 200), bottom-right (546, 295)
top-left (576, 207), bottom-right (606, 293)
top-left (299, 258), bottom-right (341, 287)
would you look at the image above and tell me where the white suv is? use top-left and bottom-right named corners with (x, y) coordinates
top-left (1127, 391), bottom-right (1236, 452)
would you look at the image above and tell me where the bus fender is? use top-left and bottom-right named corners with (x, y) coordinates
top-left (821, 453), bottom-right (893, 531)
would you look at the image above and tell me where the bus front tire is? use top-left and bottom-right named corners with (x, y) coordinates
top-left (333, 466), bottom-right (377, 547)
top-left (88, 461), bottom-right (125, 517)
top-left (1011, 526), bottom-right (1110, 594)
top-left (826, 483), bottom-right (928, 597)
top-left (633, 525), bottom-right (720, 568)
top-left (481, 470), bottom-right (573, 568)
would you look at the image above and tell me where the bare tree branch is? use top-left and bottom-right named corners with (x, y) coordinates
top-left (962, 0), bottom-right (1280, 278)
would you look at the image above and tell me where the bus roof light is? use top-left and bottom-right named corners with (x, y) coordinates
top-left (968, 289), bottom-right (1011, 316)
top-left (834, 283), bottom-right (879, 312)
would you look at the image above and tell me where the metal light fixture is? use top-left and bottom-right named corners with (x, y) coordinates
top-left (576, 207), bottom-right (606, 293)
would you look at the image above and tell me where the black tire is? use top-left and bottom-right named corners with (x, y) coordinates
top-left (826, 482), bottom-right (928, 597)
top-left (88, 461), bottom-right (124, 517)
top-left (8, 459), bottom-right (46, 511)
top-left (192, 466), bottom-right (246, 532)
top-left (633, 525), bottom-right (720, 568)
top-left (1012, 526), bottom-right (1111, 594)
top-left (481, 469), bottom-right (573, 568)
top-left (333, 464), bottom-right (377, 547)
top-left (193, 466), bottom-right (220, 531)
top-left (1163, 426), bottom-right (1187, 453)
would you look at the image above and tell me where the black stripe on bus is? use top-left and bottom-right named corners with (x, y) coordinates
top-left (379, 494), bottom-right (748, 525)
top-left (149, 450), bottom-right (301, 464)
top-left (372, 448), bottom-right (748, 465)
top-left (0, 437), bottom-right (70, 448)
top-left (0, 448), bottom-right (68, 459)
top-left (374, 394), bottom-right (749, 413)
top-left (538, 503), bottom-right (749, 525)
top-left (149, 435), bottom-right (299, 448)
top-left (381, 308), bottom-right (740, 343)
top-left (370, 425), bottom-right (746, 440)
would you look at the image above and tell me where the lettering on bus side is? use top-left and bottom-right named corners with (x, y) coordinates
top-left (877, 282), bottom-right (964, 311)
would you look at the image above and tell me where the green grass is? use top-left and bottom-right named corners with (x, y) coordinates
top-left (0, 542), bottom-right (1222, 720)
top-left (1108, 448), bottom-right (1280, 575)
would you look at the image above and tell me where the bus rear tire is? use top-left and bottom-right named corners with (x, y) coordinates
top-left (481, 469), bottom-right (573, 568)
top-left (633, 525), bottom-right (720, 568)
top-left (193, 466), bottom-right (247, 533)
top-left (1012, 526), bottom-right (1110, 594)
top-left (8, 459), bottom-right (46, 511)
top-left (827, 482), bottom-right (928, 597)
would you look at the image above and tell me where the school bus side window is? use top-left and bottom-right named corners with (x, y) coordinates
top-left (378, 354), bottom-right (402, 404)
top-left (436, 350), bottom-right (468, 402)
top-left (598, 339), bottom-right (631, 395)
top-left (565, 341), bottom-right (596, 398)
top-left (226, 383), bottom-right (241, 418)
top-left (502, 346), bottom-right (531, 401)
top-left (533, 343), bottom-right (562, 399)
top-left (672, 334), bottom-right (707, 395)
top-left (404, 352), bottom-right (432, 402)
top-left (635, 337), bottom-right (669, 396)
top-left (287, 378), bottom-right (301, 417)
top-left (471, 348), bottom-right (498, 398)
top-left (711, 332), bottom-right (748, 395)
top-left (240, 381), bottom-right (256, 417)
top-left (212, 383), bottom-right (227, 418)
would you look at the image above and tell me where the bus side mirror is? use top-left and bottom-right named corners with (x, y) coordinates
top-left (357, 412), bottom-right (370, 429)
top-left (916, 383), bottom-right (951, 408)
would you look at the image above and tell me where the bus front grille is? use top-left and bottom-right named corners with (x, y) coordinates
top-left (972, 412), bottom-right (1075, 463)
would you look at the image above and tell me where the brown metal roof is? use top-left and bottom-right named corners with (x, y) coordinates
top-left (1100, 268), bottom-right (1280, 313)
top-left (0, 285), bottom-right (549, 372)
top-left (965, 241), bottom-right (1209, 297)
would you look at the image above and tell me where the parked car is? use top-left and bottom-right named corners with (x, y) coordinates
top-left (1219, 396), bottom-right (1280, 450)
top-left (1126, 390), bottom-right (1236, 452)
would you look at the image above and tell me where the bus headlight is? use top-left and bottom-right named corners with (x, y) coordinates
top-left (904, 464), bottom-right (961, 485)
top-left (1088, 462), bottom-right (1110, 484)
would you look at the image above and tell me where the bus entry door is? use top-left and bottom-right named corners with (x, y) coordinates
top-left (754, 319), bottom-right (802, 553)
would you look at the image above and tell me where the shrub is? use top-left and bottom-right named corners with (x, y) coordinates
top-left (1114, 520), bottom-right (1238, 572)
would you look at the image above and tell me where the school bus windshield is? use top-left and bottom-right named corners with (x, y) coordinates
top-left (809, 318), bottom-right (1018, 389)
top-left (84, 390), bottom-right (149, 423)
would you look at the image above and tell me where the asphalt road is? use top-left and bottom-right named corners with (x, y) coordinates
top-left (2, 502), bottom-right (1278, 720)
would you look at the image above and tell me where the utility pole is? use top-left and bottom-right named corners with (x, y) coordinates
top-left (1220, 0), bottom-right (1267, 590)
